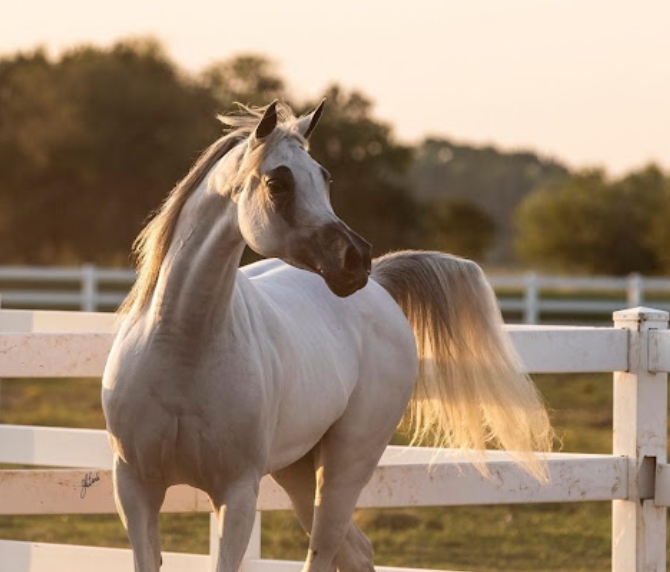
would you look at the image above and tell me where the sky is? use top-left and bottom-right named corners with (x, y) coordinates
top-left (2, 0), bottom-right (668, 176)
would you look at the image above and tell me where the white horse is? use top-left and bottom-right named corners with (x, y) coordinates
top-left (102, 101), bottom-right (552, 572)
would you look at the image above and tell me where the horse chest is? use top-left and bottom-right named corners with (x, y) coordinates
top-left (104, 335), bottom-right (274, 481)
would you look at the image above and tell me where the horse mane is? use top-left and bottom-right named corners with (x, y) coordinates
top-left (119, 102), bottom-right (302, 316)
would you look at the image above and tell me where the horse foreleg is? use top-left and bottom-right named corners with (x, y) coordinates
top-left (272, 451), bottom-right (375, 572)
top-left (211, 477), bottom-right (260, 572)
top-left (113, 457), bottom-right (165, 572)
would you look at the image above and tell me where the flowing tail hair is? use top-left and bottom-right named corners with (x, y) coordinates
top-left (372, 250), bottom-right (553, 482)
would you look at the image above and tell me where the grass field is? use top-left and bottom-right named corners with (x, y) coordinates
top-left (0, 372), bottom-right (663, 571)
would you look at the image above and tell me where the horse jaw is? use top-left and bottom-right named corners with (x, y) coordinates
top-left (282, 221), bottom-right (372, 298)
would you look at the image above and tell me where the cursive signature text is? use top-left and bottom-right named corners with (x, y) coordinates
top-left (80, 472), bottom-right (101, 499)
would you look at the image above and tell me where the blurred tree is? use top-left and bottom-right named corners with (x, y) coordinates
top-left (0, 48), bottom-right (84, 262)
top-left (8, 39), bottom-right (670, 277)
top-left (421, 198), bottom-right (495, 261)
top-left (0, 38), bottom-right (220, 264)
top-left (514, 166), bottom-right (666, 275)
top-left (410, 139), bottom-right (568, 264)
top-left (201, 54), bottom-right (286, 109)
top-left (305, 85), bottom-right (420, 257)
top-left (0, 42), bottom-right (423, 265)
top-left (645, 169), bottom-right (670, 273)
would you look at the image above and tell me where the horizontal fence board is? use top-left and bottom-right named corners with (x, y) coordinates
top-left (95, 293), bottom-right (126, 306)
top-left (0, 333), bottom-right (113, 377)
top-left (487, 276), bottom-right (526, 289)
top-left (0, 540), bottom-right (208, 572)
top-left (0, 292), bottom-right (84, 306)
top-left (497, 299), bottom-right (526, 312)
top-left (538, 299), bottom-right (627, 313)
top-left (0, 451), bottom-right (627, 515)
top-left (643, 278), bottom-right (670, 290)
top-left (92, 269), bottom-right (136, 282)
top-left (654, 462), bottom-right (670, 507)
top-left (0, 470), bottom-right (211, 515)
top-left (0, 543), bottom-right (464, 572)
top-left (242, 559), bottom-right (467, 572)
top-left (537, 276), bottom-right (629, 290)
top-left (0, 424), bottom-right (628, 502)
top-left (489, 275), bottom-right (630, 291)
top-left (649, 330), bottom-right (670, 373)
top-left (0, 426), bottom-right (112, 468)
top-left (3, 266), bottom-right (670, 323)
top-left (0, 268), bottom-right (85, 281)
top-left (508, 326), bottom-right (628, 372)
top-left (0, 309), bottom-right (116, 333)
top-left (360, 454), bottom-right (628, 507)
top-left (0, 321), bottom-right (630, 378)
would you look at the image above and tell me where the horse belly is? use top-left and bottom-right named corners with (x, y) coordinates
top-left (258, 279), bottom-right (416, 473)
top-left (266, 363), bottom-right (355, 473)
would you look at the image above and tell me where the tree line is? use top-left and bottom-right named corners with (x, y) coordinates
top-left (1, 37), bottom-right (668, 275)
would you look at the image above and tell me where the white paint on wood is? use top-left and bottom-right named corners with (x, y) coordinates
top-left (0, 332), bottom-right (114, 377)
top-left (0, 323), bottom-right (631, 379)
top-left (653, 463), bottom-right (670, 507)
top-left (0, 452), bottom-right (628, 516)
top-left (0, 542), bottom-right (467, 572)
top-left (0, 425), bottom-right (112, 468)
top-left (0, 540), bottom-right (207, 572)
top-left (612, 308), bottom-right (668, 572)
top-left (0, 308), bottom-right (668, 572)
top-left (648, 329), bottom-right (670, 373)
top-left (507, 326), bottom-right (628, 373)
top-left (241, 559), bottom-right (468, 572)
top-left (359, 454), bottom-right (628, 507)
top-left (0, 309), bottom-right (116, 333)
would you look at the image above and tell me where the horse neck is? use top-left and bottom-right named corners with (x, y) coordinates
top-left (149, 181), bottom-right (245, 339)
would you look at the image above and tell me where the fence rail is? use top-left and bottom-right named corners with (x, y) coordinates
top-left (2, 265), bottom-right (670, 323)
top-left (0, 264), bottom-right (134, 313)
top-left (0, 307), bottom-right (668, 571)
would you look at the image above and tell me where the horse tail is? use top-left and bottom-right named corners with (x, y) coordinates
top-left (371, 250), bottom-right (553, 482)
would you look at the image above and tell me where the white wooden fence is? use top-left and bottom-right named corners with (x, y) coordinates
top-left (3, 265), bottom-right (670, 323)
top-left (0, 307), bottom-right (669, 571)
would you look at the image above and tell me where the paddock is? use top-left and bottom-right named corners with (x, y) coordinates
top-left (0, 306), bottom-right (667, 571)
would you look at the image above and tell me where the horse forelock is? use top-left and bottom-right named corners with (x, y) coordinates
top-left (119, 102), bottom-right (307, 316)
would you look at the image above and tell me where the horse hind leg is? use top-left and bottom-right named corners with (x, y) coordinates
top-left (113, 457), bottom-right (166, 572)
top-left (272, 451), bottom-right (375, 572)
top-left (337, 525), bottom-right (375, 572)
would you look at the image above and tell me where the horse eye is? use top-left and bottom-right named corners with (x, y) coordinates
top-left (267, 178), bottom-right (290, 194)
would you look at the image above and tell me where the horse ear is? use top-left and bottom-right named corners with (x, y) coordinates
top-left (297, 98), bottom-right (326, 139)
top-left (254, 100), bottom-right (279, 140)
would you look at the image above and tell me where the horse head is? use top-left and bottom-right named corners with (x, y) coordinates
top-left (222, 100), bottom-right (372, 297)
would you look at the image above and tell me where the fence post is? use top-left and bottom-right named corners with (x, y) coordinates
top-left (524, 272), bottom-right (539, 325)
top-left (81, 264), bottom-right (96, 312)
top-left (612, 307), bottom-right (668, 571)
top-left (627, 273), bottom-right (643, 307)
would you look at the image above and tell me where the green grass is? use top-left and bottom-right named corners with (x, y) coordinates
top-left (0, 373), bottom-right (659, 571)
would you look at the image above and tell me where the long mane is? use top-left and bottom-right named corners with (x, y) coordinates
top-left (119, 103), bottom-right (300, 316)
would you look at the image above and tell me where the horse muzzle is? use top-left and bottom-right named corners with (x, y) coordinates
top-left (288, 221), bottom-right (372, 298)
